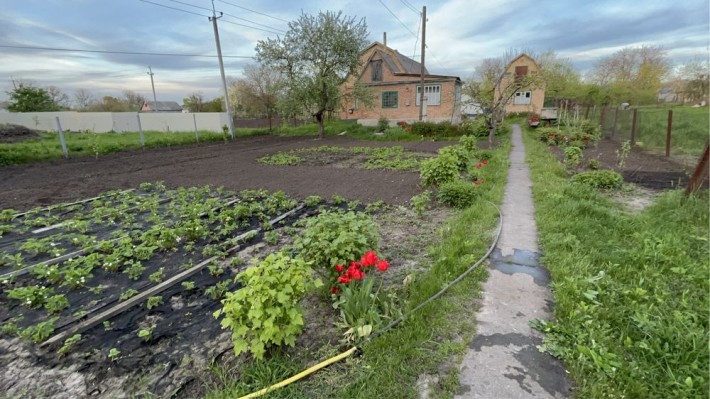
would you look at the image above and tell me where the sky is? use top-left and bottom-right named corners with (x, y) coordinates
top-left (1, 0), bottom-right (708, 104)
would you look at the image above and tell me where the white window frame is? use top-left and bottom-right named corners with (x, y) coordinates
top-left (513, 91), bottom-right (532, 105)
top-left (416, 85), bottom-right (441, 106)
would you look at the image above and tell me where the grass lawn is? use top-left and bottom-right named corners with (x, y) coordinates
top-left (523, 126), bottom-right (709, 398)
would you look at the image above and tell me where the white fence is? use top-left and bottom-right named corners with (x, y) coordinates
top-left (0, 112), bottom-right (230, 133)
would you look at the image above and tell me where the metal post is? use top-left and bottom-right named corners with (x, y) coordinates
top-left (136, 113), bottom-right (145, 148)
top-left (611, 108), bottom-right (619, 137)
top-left (147, 66), bottom-right (158, 112)
top-left (665, 109), bottom-right (673, 157)
top-left (210, 2), bottom-right (235, 139)
top-left (55, 117), bottom-right (68, 158)
top-left (193, 113), bottom-right (199, 143)
top-left (630, 108), bottom-right (638, 146)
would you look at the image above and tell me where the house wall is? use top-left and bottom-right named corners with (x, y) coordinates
top-left (339, 44), bottom-right (461, 125)
top-left (0, 112), bottom-right (229, 132)
top-left (497, 55), bottom-right (546, 115)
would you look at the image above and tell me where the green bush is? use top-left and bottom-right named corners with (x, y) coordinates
top-left (377, 117), bottom-right (389, 132)
top-left (437, 179), bottom-right (479, 208)
top-left (571, 170), bottom-right (623, 189)
top-left (215, 252), bottom-right (321, 360)
top-left (438, 145), bottom-right (469, 171)
top-left (410, 121), bottom-right (461, 137)
top-left (419, 153), bottom-right (459, 186)
top-left (458, 135), bottom-right (478, 153)
top-left (460, 119), bottom-right (489, 137)
top-left (564, 146), bottom-right (583, 168)
top-left (292, 211), bottom-right (379, 277)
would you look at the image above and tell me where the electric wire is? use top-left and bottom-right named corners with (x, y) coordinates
top-left (138, 0), bottom-right (210, 17)
top-left (399, 0), bottom-right (420, 15)
top-left (401, 0), bottom-right (419, 13)
top-left (219, 19), bottom-right (283, 35)
top-left (0, 44), bottom-right (253, 59)
top-left (165, 0), bottom-right (213, 12)
top-left (216, 0), bottom-right (289, 23)
top-left (377, 0), bottom-right (418, 39)
top-left (221, 11), bottom-right (286, 33)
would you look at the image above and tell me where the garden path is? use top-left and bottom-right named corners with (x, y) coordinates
top-left (455, 125), bottom-right (571, 398)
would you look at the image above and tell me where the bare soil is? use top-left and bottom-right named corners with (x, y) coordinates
top-left (0, 135), bottom-right (451, 212)
top-left (0, 125), bottom-right (41, 143)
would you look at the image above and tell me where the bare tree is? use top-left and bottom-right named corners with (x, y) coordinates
top-left (123, 90), bottom-right (146, 111)
top-left (46, 86), bottom-right (70, 109)
top-left (182, 92), bottom-right (205, 112)
top-left (74, 88), bottom-right (94, 110)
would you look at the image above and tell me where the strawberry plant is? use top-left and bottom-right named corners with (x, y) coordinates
top-left (7, 285), bottom-right (54, 308)
top-left (215, 252), bottom-right (322, 360)
top-left (123, 261), bottom-right (145, 280)
top-left (419, 153), bottom-right (459, 186)
top-left (146, 295), bottom-right (163, 310)
top-left (45, 294), bottom-right (69, 313)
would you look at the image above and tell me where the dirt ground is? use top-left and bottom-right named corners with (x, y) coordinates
top-left (0, 136), bottom-right (451, 211)
top-left (551, 136), bottom-right (695, 190)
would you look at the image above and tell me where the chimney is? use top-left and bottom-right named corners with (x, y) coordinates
top-left (383, 32), bottom-right (387, 47)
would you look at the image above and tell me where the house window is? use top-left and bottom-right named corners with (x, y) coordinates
top-left (513, 91), bottom-right (532, 105)
top-left (382, 91), bottom-right (398, 108)
top-left (416, 85), bottom-right (441, 106)
top-left (371, 60), bottom-right (383, 82)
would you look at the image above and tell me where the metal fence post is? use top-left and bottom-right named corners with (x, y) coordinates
top-left (193, 113), bottom-right (199, 143)
top-left (55, 117), bottom-right (68, 158)
top-left (630, 108), bottom-right (638, 146)
top-left (611, 108), bottom-right (619, 137)
top-left (600, 107), bottom-right (606, 136)
top-left (136, 113), bottom-right (144, 149)
top-left (665, 109), bottom-right (673, 157)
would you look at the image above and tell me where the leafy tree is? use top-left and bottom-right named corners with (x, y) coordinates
top-left (589, 45), bottom-right (670, 105)
top-left (7, 84), bottom-right (58, 112)
top-left (182, 92), bottom-right (204, 112)
top-left (230, 64), bottom-right (284, 127)
top-left (256, 11), bottom-right (368, 139)
top-left (87, 96), bottom-right (130, 112)
top-left (674, 58), bottom-right (709, 104)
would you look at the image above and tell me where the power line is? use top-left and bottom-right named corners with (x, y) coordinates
top-left (138, 0), bottom-right (210, 17)
top-left (216, 0), bottom-right (289, 23)
top-left (399, 0), bottom-right (419, 15)
top-left (165, 0), bottom-right (213, 13)
top-left (377, 0), bottom-right (418, 39)
top-left (165, 0), bottom-right (284, 33)
top-left (0, 44), bottom-right (254, 59)
top-left (221, 11), bottom-right (286, 33)
top-left (219, 19), bottom-right (284, 35)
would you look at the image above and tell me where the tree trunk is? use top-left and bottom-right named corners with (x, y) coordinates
top-left (315, 112), bottom-right (324, 139)
top-left (488, 109), bottom-right (498, 144)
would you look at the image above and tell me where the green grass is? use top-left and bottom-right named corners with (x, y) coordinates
top-left (523, 126), bottom-right (709, 398)
top-left (206, 132), bottom-right (512, 399)
top-left (590, 105), bottom-right (708, 156)
top-left (0, 130), bottom-right (238, 166)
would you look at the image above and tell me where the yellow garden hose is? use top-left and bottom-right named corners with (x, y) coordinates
top-left (236, 346), bottom-right (358, 399)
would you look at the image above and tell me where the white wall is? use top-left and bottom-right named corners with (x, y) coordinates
top-left (0, 112), bottom-right (229, 133)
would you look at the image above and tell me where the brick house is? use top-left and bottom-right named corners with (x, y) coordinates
top-left (339, 42), bottom-right (462, 126)
top-left (496, 53), bottom-right (545, 115)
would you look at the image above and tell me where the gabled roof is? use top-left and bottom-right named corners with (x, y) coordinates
top-left (142, 101), bottom-right (182, 111)
top-left (505, 53), bottom-right (541, 71)
top-left (362, 41), bottom-right (430, 76)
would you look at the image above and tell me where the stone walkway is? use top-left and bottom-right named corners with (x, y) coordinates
top-left (455, 125), bottom-right (571, 398)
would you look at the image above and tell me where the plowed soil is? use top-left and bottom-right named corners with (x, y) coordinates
top-left (0, 136), bottom-right (450, 211)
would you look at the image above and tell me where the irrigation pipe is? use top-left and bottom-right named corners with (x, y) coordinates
top-left (235, 201), bottom-right (503, 399)
top-left (12, 189), bottom-right (135, 218)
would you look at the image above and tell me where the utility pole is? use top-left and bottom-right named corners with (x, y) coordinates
top-left (147, 66), bottom-right (158, 112)
top-left (210, 0), bottom-right (235, 139)
top-left (418, 6), bottom-right (426, 121)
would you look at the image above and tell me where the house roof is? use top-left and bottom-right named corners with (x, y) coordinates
top-left (505, 53), bottom-right (541, 72)
top-left (142, 101), bottom-right (183, 111)
top-left (362, 41), bottom-right (430, 76)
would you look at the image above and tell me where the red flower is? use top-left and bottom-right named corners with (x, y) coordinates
top-left (331, 286), bottom-right (339, 294)
top-left (360, 251), bottom-right (378, 267)
top-left (482, 159), bottom-right (488, 165)
top-left (473, 178), bottom-right (479, 186)
top-left (476, 163), bottom-right (482, 169)
top-left (335, 264), bottom-right (344, 273)
top-left (376, 260), bottom-right (389, 271)
top-left (338, 275), bottom-right (351, 284)
top-left (350, 268), bottom-right (365, 280)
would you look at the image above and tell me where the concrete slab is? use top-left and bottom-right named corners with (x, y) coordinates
top-left (455, 125), bottom-right (571, 398)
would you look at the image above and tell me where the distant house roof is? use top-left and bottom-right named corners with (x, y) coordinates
top-left (141, 101), bottom-right (183, 112)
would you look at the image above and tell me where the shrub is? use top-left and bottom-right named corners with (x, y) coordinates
top-left (377, 117), bottom-right (389, 132)
top-left (292, 211), bottom-right (379, 278)
top-left (460, 119), bottom-right (489, 137)
top-left (419, 153), bottom-right (459, 186)
top-left (437, 179), bottom-right (479, 208)
top-left (571, 170), bottom-right (623, 189)
top-left (458, 135), bottom-right (478, 153)
top-left (215, 252), bottom-right (321, 360)
top-left (438, 145), bottom-right (469, 171)
top-left (564, 146), bottom-right (583, 168)
top-left (410, 190), bottom-right (431, 218)
top-left (410, 121), bottom-right (461, 137)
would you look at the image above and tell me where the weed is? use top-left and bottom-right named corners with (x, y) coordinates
top-left (146, 295), bottom-right (164, 310)
top-left (58, 334), bottom-right (82, 357)
top-left (108, 347), bottom-right (121, 361)
top-left (616, 140), bottom-right (631, 168)
top-left (411, 190), bottom-right (431, 218)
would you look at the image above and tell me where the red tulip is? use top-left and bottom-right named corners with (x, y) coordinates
top-left (360, 251), bottom-right (378, 267)
top-left (335, 264), bottom-right (344, 273)
top-left (331, 286), bottom-right (339, 294)
top-left (376, 260), bottom-right (389, 271)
